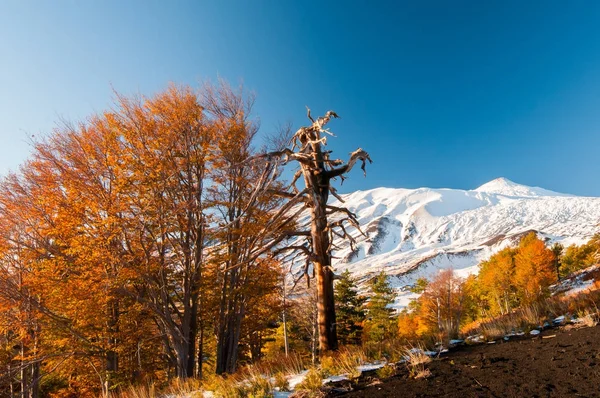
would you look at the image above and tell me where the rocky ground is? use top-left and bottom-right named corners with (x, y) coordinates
top-left (326, 324), bottom-right (600, 397)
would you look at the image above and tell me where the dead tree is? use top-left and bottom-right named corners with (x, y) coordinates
top-left (256, 108), bottom-right (371, 352)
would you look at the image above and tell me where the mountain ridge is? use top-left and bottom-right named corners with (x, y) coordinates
top-left (300, 178), bottom-right (600, 308)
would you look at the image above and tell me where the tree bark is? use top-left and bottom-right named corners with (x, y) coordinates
top-left (311, 199), bottom-right (338, 352)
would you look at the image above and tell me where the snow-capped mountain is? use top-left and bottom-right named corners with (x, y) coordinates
top-left (320, 178), bottom-right (600, 308)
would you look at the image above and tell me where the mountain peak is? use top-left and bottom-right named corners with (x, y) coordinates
top-left (474, 177), bottom-right (567, 197)
top-left (475, 177), bottom-right (519, 191)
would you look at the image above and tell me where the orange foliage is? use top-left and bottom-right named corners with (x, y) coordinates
top-left (514, 233), bottom-right (557, 305)
top-left (0, 82), bottom-right (284, 395)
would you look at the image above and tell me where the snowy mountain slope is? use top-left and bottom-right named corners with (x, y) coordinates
top-left (296, 178), bottom-right (600, 308)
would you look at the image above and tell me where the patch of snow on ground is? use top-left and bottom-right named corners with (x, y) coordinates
top-left (322, 375), bottom-right (349, 384)
top-left (287, 370), bottom-right (308, 390)
top-left (564, 280), bottom-right (595, 296)
top-left (357, 362), bottom-right (386, 372)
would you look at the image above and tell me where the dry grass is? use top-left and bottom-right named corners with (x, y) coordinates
top-left (164, 378), bottom-right (204, 397)
top-left (566, 311), bottom-right (599, 330)
top-left (289, 390), bottom-right (324, 398)
top-left (110, 381), bottom-right (204, 398)
top-left (462, 303), bottom-right (548, 340)
top-left (243, 369), bottom-right (273, 398)
top-left (250, 352), bottom-right (305, 377)
top-left (403, 345), bottom-right (432, 380)
top-left (363, 339), bottom-right (408, 363)
top-left (273, 372), bottom-right (290, 392)
top-left (201, 374), bottom-right (246, 398)
top-left (319, 346), bottom-right (367, 380)
top-left (200, 370), bottom-right (274, 398)
top-left (292, 367), bottom-right (324, 397)
top-left (413, 367), bottom-right (432, 379)
top-left (376, 364), bottom-right (396, 379)
top-left (110, 384), bottom-right (157, 398)
top-left (462, 286), bottom-right (600, 341)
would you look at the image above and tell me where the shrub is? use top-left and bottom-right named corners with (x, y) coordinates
top-left (293, 368), bottom-right (324, 397)
top-left (376, 364), bottom-right (396, 379)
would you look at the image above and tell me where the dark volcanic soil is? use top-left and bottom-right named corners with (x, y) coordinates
top-left (329, 325), bottom-right (600, 397)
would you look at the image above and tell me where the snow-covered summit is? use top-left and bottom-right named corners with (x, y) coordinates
top-left (289, 179), bottom-right (600, 308)
top-left (474, 177), bottom-right (570, 197)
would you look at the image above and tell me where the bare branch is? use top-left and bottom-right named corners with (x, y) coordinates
top-left (289, 169), bottom-right (303, 193)
top-left (326, 148), bottom-right (373, 179)
top-left (267, 188), bottom-right (309, 203)
top-left (306, 106), bottom-right (315, 123)
top-left (329, 186), bottom-right (345, 203)
top-left (326, 205), bottom-right (356, 219)
top-left (273, 245), bottom-right (313, 258)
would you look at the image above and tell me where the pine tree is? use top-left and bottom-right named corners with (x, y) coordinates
top-left (364, 271), bottom-right (396, 342)
top-left (551, 243), bottom-right (564, 280)
top-left (334, 270), bottom-right (366, 346)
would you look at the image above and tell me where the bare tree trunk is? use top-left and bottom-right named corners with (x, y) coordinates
top-left (311, 186), bottom-right (338, 353)
top-left (282, 279), bottom-right (289, 357)
top-left (20, 341), bottom-right (27, 398)
top-left (105, 298), bottom-right (118, 391)
top-left (312, 307), bottom-right (318, 365)
top-left (30, 332), bottom-right (40, 398)
top-left (9, 362), bottom-right (14, 398)
top-left (197, 320), bottom-right (204, 379)
top-left (256, 109), bottom-right (371, 356)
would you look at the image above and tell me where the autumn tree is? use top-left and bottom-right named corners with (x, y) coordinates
top-left (0, 225), bottom-right (43, 398)
top-left (288, 283), bottom-right (319, 364)
top-left (197, 82), bottom-right (293, 374)
top-left (96, 85), bottom-right (216, 380)
top-left (467, 233), bottom-right (557, 322)
top-left (397, 278), bottom-right (429, 342)
top-left (239, 258), bottom-right (284, 363)
top-left (0, 108), bottom-right (171, 395)
top-left (0, 81), bottom-right (295, 396)
top-left (514, 232), bottom-right (556, 304)
top-left (0, 81), bottom-right (383, 393)
top-left (417, 270), bottom-right (467, 340)
top-left (476, 247), bottom-right (518, 316)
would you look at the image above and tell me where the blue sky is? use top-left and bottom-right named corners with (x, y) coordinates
top-left (1, 1), bottom-right (600, 195)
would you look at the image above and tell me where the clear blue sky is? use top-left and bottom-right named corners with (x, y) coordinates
top-left (2, 1), bottom-right (600, 195)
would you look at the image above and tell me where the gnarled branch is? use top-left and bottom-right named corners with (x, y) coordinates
top-left (326, 148), bottom-right (373, 179)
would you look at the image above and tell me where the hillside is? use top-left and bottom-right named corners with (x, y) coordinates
top-left (327, 323), bottom-right (600, 397)
top-left (305, 178), bottom-right (600, 307)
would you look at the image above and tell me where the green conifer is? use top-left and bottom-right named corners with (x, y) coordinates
top-left (334, 270), bottom-right (366, 345)
top-left (365, 271), bottom-right (397, 342)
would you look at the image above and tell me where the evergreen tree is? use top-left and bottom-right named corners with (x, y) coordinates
top-left (364, 271), bottom-right (396, 342)
top-left (334, 270), bottom-right (366, 346)
top-left (551, 243), bottom-right (564, 280)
